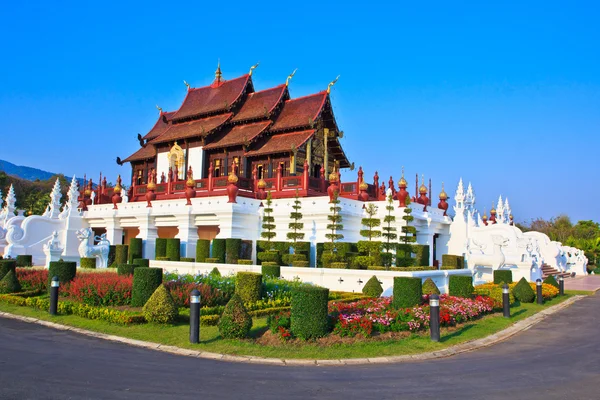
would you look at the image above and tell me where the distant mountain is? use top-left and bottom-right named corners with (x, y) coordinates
top-left (0, 159), bottom-right (58, 182)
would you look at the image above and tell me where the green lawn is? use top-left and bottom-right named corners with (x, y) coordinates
top-left (0, 293), bottom-right (586, 360)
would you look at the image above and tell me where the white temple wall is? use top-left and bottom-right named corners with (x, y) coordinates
top-left (156, 151), bottom-right (169, 182)
top-left (187, 146), bottom-right (204, 179)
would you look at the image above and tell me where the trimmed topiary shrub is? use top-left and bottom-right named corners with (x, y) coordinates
top-left (212, 239), bottom-right (226, 264)
top-left (108, 245), bottom-right (116, 267)
top-left (543, 275), bottom-right (559, 289)
top-left (328, 262), bottom-right (348, 269)
top-left (155, 238), bottom-right (167, 259)
top-left (513, 277), bottom-right (535, 303)
top-left (80, 257), bottom-right (96, 269)
top-left (237, 259), bottom-right (253, 265)
top-left (209, 267), bottom-right (221, 276)
top-left (442, 254), bottom-right (464, 269)
top-left (205, 258), bottom-right (221, 263)
top-left (218, 294), bottom-right (252, 339)
top-left (0, 260), bottom-right (17, 281)
top-left (225, 238), bottom-right (241, 264)
top-left (257, 250), bottom-right (280, 264)
top-left (321, 252), bottom-right (340, 268)
top-left (412, 244), bottom-right (430, 267)
top-left (362, 275), bottom-right (383, 297)
top-left (291, 286), bottom-right (329, 339)
top-left (196, 239), bottom-right (210, 263)
top-left (128, 238), bottom-right (143, 264)
top-left (0, 270), bottom-right (21, 294)
top-left (16, 255), bottom-right (33, 268)
top-left (449, 275), bottom-right (474, 298)
top-left (235, 272), bottom-right (262, 303)
top-left (143, 284), bottom-right (178, 324)
top-left (165, 239), bottom-right (181, 262)
top-left (493, 270), bottom-right (513, 285)
top-left (132, 268), bottom-right (163, 307)
top-left (48, 260), bottom-right (77, 288)
top-left (117, 264), bottom-right (137, 276)
top-left (133, 258), bottom-right (150, 268)
top-left (422, 278), bottom-right (441, 295)
top-left (393, 277), bottom-right (422, 308)
top-left (292, 260), bottom-right (309, 267)
top-left (261, 264), bottom-right (280, 278)
top-left (156, 256), bottom-right (170, 261)
top-left (282, 253), bottom-right (307, 266)
top-left (180, 257), bottom-right (195, 262)
top-left (115, 245), bottom-right (129, 265)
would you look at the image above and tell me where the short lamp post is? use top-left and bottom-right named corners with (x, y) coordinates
top-left (502, 284), bottom-right (510, 318)
top-left (189, 289), bottom-right (201, 344)
top-left (558, 276), bottom-right (564, 296)
top-left (429, 294), bottom-right (440, 342)
top-left (50, 276), bottom-right (59, 315)
top-left (536, 279), bottom-right (543, 305)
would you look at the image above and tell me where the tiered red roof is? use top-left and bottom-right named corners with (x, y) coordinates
top-left (149, 113), bottom-right (232, 144)
top-left (123, 144), bottom-right (156, 163)
top-left (269, 92), bottom-right (327, 132)
top-left (230, 85), bottom-right (288, 123)
top-left (245, 129), bottom-right (315, 157)
top-left (143, 111), bottom-right (175, 140)
top-left (204, 121), bottom-right (271, 150)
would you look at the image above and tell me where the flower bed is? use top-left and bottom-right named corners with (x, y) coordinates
top-left (61, 273), bottom-right (133, 307)
top-left (164, 281), bottom-right (229, 308)
top-left (474, 282), bottom-right (558, 303)
top-left (16, 268), bottom-right (48, 291)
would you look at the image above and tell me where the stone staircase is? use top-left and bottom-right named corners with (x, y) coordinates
top-left (541, 264), bottom-right (573, 280)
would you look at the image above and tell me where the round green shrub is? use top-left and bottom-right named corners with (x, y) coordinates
top-left (291, 286), bottom-right (329, 339)
top-left (0, 270), bottom-right (21, 294)
top-left (448, 275), bottom-right (474, 298)
top-left (204, 258), bottom-right (221, 263)
top-left (132, 267), bottom-right (163, 307)
top-left (115, 245), bottom-right (129, 265)
top-left (155, 238), bottom-right (167, 259)
top-left (212, 239), bottom-right (226, 263)
top-left (493, 270), bottom-right (513, 285)
top-left (261, 264), bottom-right (280, 278)
top-left (237, 259), bottom-right (253, 265)
top-left (117, 263), bottom-right (137, 276)
top-left (196, 239), bottom-right (210, 262)
top-left (422, 278), bottom-right (441, 295)
top-left (156, 256), bottom-right (170, 261)
top-left (257, 251), bottom-right (279, 264)
top-left (543, 275), bottom-right (559, 289)
top-left (226, 238), bottom-right (241, 264)
top-left (362, 275), bottom-right (383, 297)
top-left (165, 239), bottom-right (181, 262)
top-left (218, 294), bottom-right (252, 339)
top-left (0, 259), bottom-right (17, 280)
top-left (235, 272), bottom-right (262, 303)
top-left (143, 284), bottom-right (178, 324)
top-left (132, 258), bottom-right (150, 268)
top-left (128, 238), bottom-right (143, 264)
top-left (80, 257), bottom-right (96, 269)
top-left (209, 267), bottom-right (221, 276)
top-left (48, 260), bottom-right (77, 288)
top-left (392, 277), bottom-right (422, 308)
top-left (292, 260), bottom-right (309, 267)
top-left (180, 257), bottom-right (195, 263)
top-left (512, 277), bottom-right (535, 303)
top-left (16, 255), bottom-right (33, 268)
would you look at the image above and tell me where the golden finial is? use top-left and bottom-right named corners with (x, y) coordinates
top-left (326, 75), bottom-right (340, 93)
top-left (419, 174), bottom-right (427, 194)
top-left (399, 166), bottom-right (407, 187)
top-left (156, 105), bottom-right (162, 113)
top-left (286, 68), bottom-right (297, 86)
top-left (249, 62), bottom-right (259, 76)
top-left (483, 208), bottom-right (488, 220)
top-left (183, 80), bottom-right (190, 90)
top-left (439, 182), bottom-right (447, 200)
top-left (215, 59), bottom-right (222, 83)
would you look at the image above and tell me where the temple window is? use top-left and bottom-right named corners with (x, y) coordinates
top-left (214, 159), bottom-right (222, 177)
top-left (257, 164), bottom-right (264, 179)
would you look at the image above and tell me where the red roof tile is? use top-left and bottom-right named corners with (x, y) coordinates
top-left (230, 85), bottom-right (287, 123)
top-left (150, 113), bottom-right (232, 144)
top-left (171, 75), bottom-right (250, 121)
top-left (269, 92), bottom-right (327, 132)
top-left (245, 130), bottom-right (315, 157)
top-left (123, 145), bottom-right (156, 163)
top-left (143, 111), bottom-right (175, 140)
top-left (204, 121), bottom-right (271, 150)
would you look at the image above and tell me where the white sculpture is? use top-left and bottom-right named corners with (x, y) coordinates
top-left (76, 228), bottom-right (110, 268)
top-left (467, 234), bottom-right (509, 270)
top-left (43, 230), bottom-right (64, 268)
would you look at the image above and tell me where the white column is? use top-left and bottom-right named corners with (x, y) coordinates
top-left (175, 214), bottom-right (199, 258)
top-left (136, 216), bottom-right (158, 260)
top-left (104, 219), bottom-right (123, 245)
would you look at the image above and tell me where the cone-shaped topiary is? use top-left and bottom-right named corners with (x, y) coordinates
top-left (362, 275), bottom-right (383, 297)
top-left (0, 270), bottom-right (21, 294)
top-left (209, 267), bottom-right (221, 277)
top-left (493, 270), bottom-right (513, 285)
top-left (218, 294), bottom-right (252, 339)
top-left (543, 275), bottom-right (559, 289)
top-left (0, 259), bottom-right (17, 280)
top-left (513, 277), bottom-right (535, 303)
top-left (235, 272), bottom-right (262, 303)
top-left (142, 284), bottom-right (178, 324)
top-left (422, 278), bottom-right (440, 295)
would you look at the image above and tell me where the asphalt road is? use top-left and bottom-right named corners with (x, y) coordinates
top-left (1, 295), bottom-right (598, 400)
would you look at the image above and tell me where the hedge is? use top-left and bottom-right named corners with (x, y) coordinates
top-left (225, 238), bottom-right (242, 264)
top-left (196, 239), bottom-right (210, 262)
top-left (205, 258), bottom-right (221, 263)
top-left (261, 264), bottom-right (281, 278)
top-left (108, 245), bottom-right (116, 267)
top-left (212, 239), bottom-right (226, 264)
top-left (240, 240), bottom-right (253, 261)
top-left (235, 272), bottom-right (262, 303)
top-left (0, 260), bottom-right (17, 280)
top-left (493, 270), bottom-right (513, 285)
top-left (543, 275), bottom-right (559, 289)
top-left (442, 254), bottom-right (464, 269)
top-left (80, 257), bottom-right (96, 269)
top-left (16, 255), bottom-right (33, 268)
top-left (155, 238), bottom-right (167, 259)
top-left (292, 260), bottom-right (310, 267)
top-left (448, 276), bottom-right (474, 298)
top-left (128, 238), bottom-right (143, 264)
top-left (512, 277), bottom-right (535, 303)
top-left (132, 268), bottom-right (163, 307)
top-left (165, 238), bottom-right (180, 262)
top-left (48, 260), bottom-right (77, 288)
top-left (0, 270), bottom-right (21, 294)
top-left (218, 294), bottom-right (252, 339)
top-left (115, 245), bottom-right (129, 265)
top-left (237, 259), bottom-right (253, 265)
top-left (132, 258), bottom-right (150, 268)
top-left (393, 277), bottom-right (422, 308)
top-left (396, 243), bottom-right (413, 267)
top-left (117, 264), bottom-right (137, 276)
top-left (328, 262), bottom-right (348, 269)
top-left (413, 244), bottom-right (429, 266)
top-left (257, 251), bottom-right (280, 264)
top-left (282, 253), bottom-right (306, 266)
top-left (368, 266), bottom-right (435, 271)
top-left (181, 257), bottom-right (195, 263)
top-left (156, 256), bottom-right (171, 261)
top-left (291, 286), bottom-right (329, 339)
top-left (362, 275), bottom-right (383, 297)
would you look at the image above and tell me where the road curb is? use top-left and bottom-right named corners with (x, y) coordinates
top-left (0, 295), bottom-right (584, 367)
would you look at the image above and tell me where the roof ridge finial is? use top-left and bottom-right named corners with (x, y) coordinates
top-left (327, 75), bottom-right (340, 93)
top-left (249, 62), bottom-right (260, 76)
top-left (183, 80), bottom-right (190, 90)
top-left (286, 68), bottom-right (298, 86)
top-left (215, 59), bottom-right (222, 84)
top-left (156, 105), bottom-right (162, 114)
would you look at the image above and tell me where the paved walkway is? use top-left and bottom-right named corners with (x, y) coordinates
top-left (564, 274), bottom-right (600, 291)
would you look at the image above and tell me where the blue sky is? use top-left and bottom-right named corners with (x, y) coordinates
top-left (1, 1), bottom-right (598, 223)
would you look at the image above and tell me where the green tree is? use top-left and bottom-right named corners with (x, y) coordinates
top-left (401, 197), bottom-right (417, 244)
top-left (382, 194), bottom-right (397, 253)
top-left (359, 203), bottom-right (381, 241)
top-left (261, 191), bottom-right (276, 249)
top-left (287, 190), bottom-right (304, 251)
top-left (325, 192), bottom-right (344, 252)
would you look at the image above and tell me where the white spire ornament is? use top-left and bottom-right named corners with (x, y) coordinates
top-left (5, 185), bottom-right (16, 215)
top-left (60, 176), bottom-right (81, 219)
top-left (48, 178), bottom-right (62, 219)
top-left (496, 195), bottom-right (504, 224)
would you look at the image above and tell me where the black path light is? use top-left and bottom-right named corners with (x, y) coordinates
top-left (189, 288), bottom-right (201, 344)
top-left (429, 294), bottom-right (440, 342)
top-left (536, 279), bottom-right (543, 305)
top-left (558, 276), bottom-right (564, 296)
top-left (502, 284), bottom-right (510, 318)
top-left (49, 276), bottom-right (59, 316)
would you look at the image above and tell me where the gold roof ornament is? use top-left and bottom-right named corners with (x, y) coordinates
top-left (359, 181), bottom-right (369, 191)
top-left (156, 105), bottom-right (162, 113)
top-left (183, 80), bottom-right (190, 90)
top-left (228, 171), bottom-right (239, 184)
top-left (215, 60), bottom-right (222, 83)
top-left (419, 174), bottom-right (427, 194)
top-left (286, 68), bottom-right (297, 86)
top-left (399, 166), bottom-right (407, 187)
top-left (249, 62), bottom-right (259, 76)
top-left (483, 208), bottom-right (488, 220)
top-left (327, 75), bottom-right (340, 94)
top-left (113, 175), bottom-right (122, 194)
top-left (490, 202), bottom-right (496, 214)
top-left (439, 182), bottom-right (448, 200)
top-left (257, 179), bottom-right (267, 189)
top-left (328, 166), bottom-right (339, 182)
